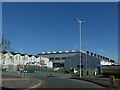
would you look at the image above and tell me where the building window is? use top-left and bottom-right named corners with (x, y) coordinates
top-left (55, 57), bottom-right (60, 60)
top-left (68, 57), bottom-right (70, 59)
top-left (81, 65), bottom-right (84, 68)
top-left (49, 58), bottom-right (54, 60)
top-left (61, 57), bottom-right (67, 60)
top-left (87, 71), bottom-right (89, 75)
top-left (77, 65), bottom-right (84, 68)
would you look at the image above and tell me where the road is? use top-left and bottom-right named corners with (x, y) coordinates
top-left (2, 71), bottom-right (106, 89)
top-left (28, 71), bottom-right (106, 88)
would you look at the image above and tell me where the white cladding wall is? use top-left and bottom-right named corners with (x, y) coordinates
top-left (3, 53), bottom-right (14, 65)
top-left (1, 52), bottom-right (53, 70)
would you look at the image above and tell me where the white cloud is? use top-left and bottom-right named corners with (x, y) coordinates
top-left (97, 49), bottom-right (105, 53)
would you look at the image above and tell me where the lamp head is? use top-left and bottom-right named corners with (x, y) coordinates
top-left (74, 18), bottom-right (85, 23)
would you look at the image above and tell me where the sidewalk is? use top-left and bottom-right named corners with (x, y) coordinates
top-left (2, 76), bottom-right (41, 89)
top-left (70, 75), bottom-right (120, 89)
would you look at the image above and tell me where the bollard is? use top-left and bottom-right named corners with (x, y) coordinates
top-left (50, 72), bottom-right (52, 76)
top-left (109, 75), bottom-right (115, 86)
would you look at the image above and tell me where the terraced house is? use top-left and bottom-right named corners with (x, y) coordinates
top-left (0, 51), bottom-right (53, 72)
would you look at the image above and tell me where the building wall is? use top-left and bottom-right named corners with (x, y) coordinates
top-left (1, 50), bottom-right (117, 73)
top-left (64, 53), bottom-right (101, 75)
top-left (38, 52), bottom-right (78, 67)
top-left (38, 51), bottom-right (117, 70)
top-left (1, 52), bottom-right (53, 72)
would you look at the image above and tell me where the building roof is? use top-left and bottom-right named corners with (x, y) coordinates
top-left (34, 55), bottom-right (39, 58)
top-left (38, 50), bottom-right (80, 55)
top-left (28, 55), bottom-right (33, 57)
top-left (38, 50), bottom-right (115, 62)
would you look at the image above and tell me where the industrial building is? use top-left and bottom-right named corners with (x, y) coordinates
top-left (38, 50), bottom-right (117, 75)
top-left (64, 52), bottom-right (101, 75)
top-left (38, 50), bottom-right (79, 67)
top-left (0, 50), bottom-right (117, 75)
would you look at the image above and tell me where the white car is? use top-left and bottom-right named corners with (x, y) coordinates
top-left (74, 69), bottom-right (78, 73)
top-left (53, 68), bottom-right (59, 71)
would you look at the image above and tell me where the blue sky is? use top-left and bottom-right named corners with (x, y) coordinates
top-left (2, 2), bottom-right (118, 61)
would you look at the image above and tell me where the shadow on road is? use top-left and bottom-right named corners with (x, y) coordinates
top-left (1, 87), bottom-right (16, 90)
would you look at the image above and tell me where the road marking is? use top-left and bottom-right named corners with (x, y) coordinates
top-left (29, 80), bottom-right (41, 89)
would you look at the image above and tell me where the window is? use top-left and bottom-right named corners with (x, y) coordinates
top-left (81, 65), bottom-right (84, 68)
top-left (49, 58), bottom-right (54, 60)
top-left (68, 57), bottom-right (70, 59)
top-left (77, 65), bottom-right (84, 68)
top-left (61, 57), bottom-right (67, 60)
top-left (87, 71), bottom-right (89, 75)
top-left (55, 57), bottom-right (60, 60)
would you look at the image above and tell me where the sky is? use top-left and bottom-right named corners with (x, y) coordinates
top-left (2, 2), bottom-right (118, 61)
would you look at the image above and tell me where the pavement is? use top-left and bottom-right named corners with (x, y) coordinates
top-left (2, 75), bottom-right (41, 89)
top-left (70, 75), bottom-right (120, 89)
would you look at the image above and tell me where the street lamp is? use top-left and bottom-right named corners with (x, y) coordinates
top-left (74, 18), bottom-right (85, 78)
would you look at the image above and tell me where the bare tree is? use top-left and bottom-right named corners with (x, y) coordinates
top-left (0, 35), bottom-right (11, 71)
top-left (0, 35), bottom-right (11, 52)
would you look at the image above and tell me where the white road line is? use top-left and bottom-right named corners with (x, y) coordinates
top-left (29, 80), bottom-right (41, 89)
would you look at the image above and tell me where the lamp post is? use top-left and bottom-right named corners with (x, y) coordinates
top-left (74, 18), bottom-right (85, 78)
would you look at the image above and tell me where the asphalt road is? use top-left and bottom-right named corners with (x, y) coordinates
top-left (2, 71), bottom-right (106, 89)
top-left (23, 71), bottom-right (106, 88)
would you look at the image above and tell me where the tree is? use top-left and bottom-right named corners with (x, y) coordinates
top-left (0, 35), bottom-right (11, 52)
top-left (0, 35), bottom-right (11, 71)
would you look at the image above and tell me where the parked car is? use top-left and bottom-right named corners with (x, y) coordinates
top-left (53, 68), bottom-right (59, 72)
